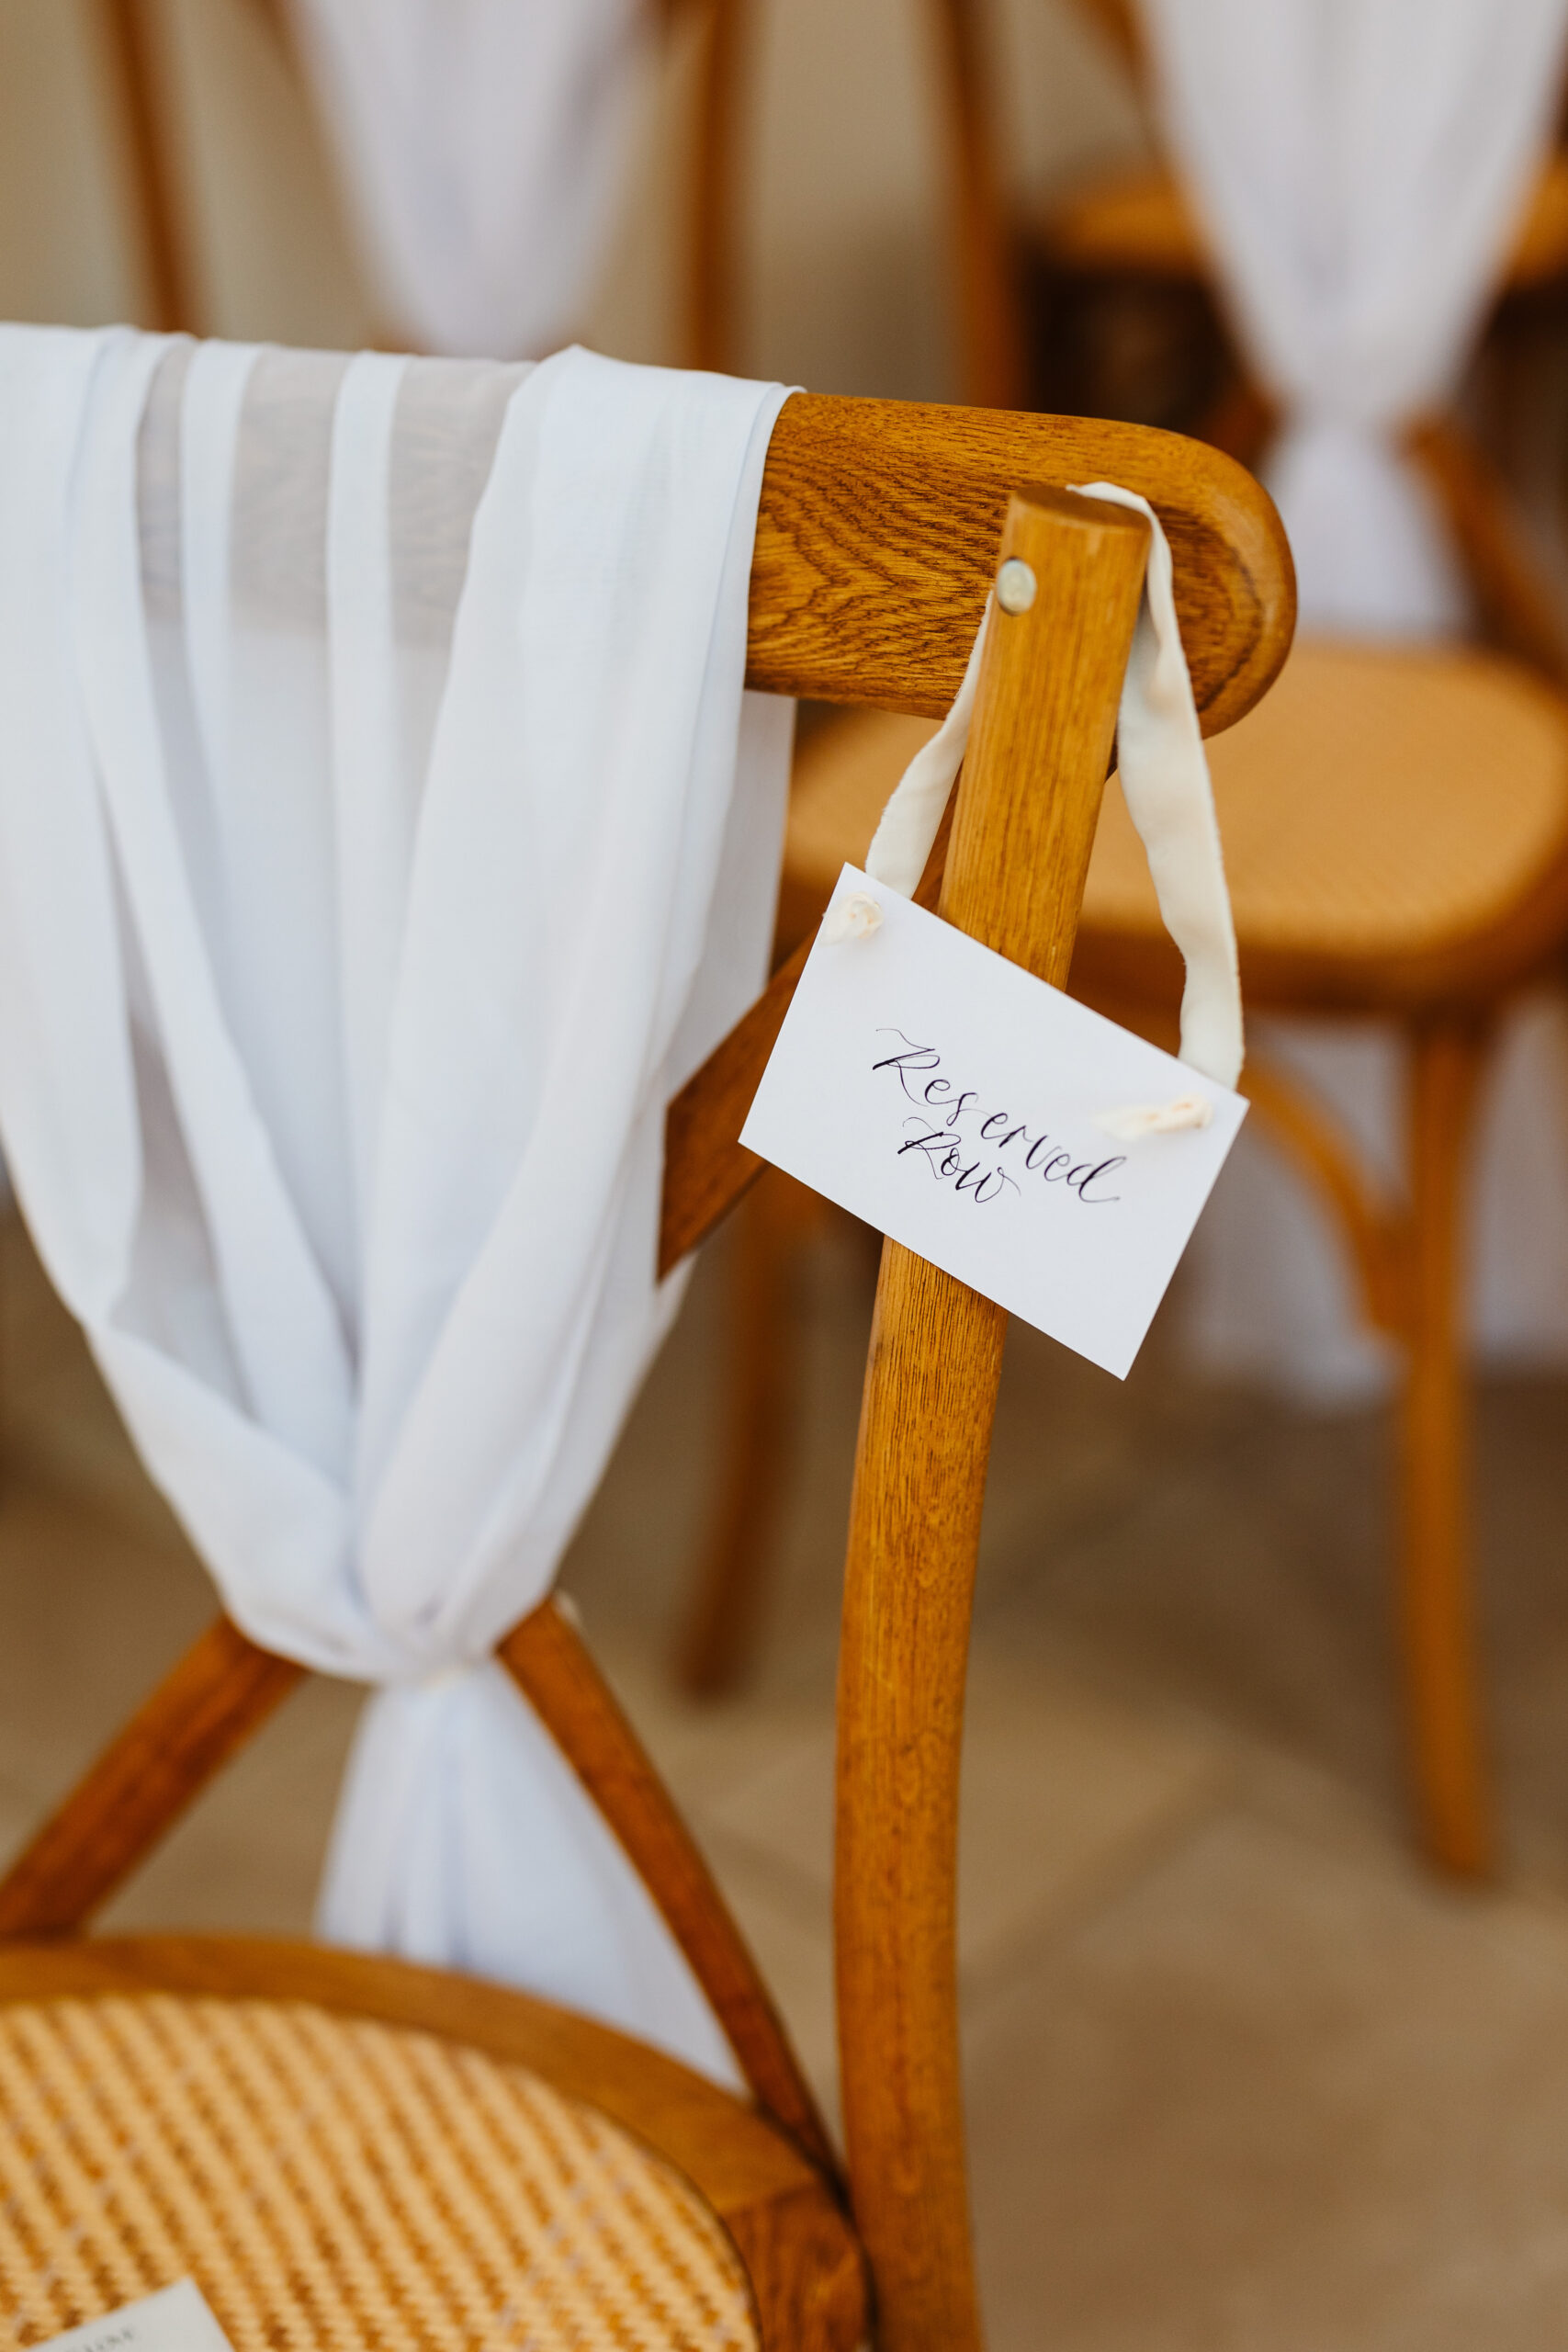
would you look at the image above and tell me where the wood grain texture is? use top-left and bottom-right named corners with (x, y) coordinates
top-left (0, 1936), bottom-right (867, 2352)
top-left (0, 1619), bottom-right (302, 1939)
top-left (748, 393), bottom-right (1294, 731)
top-left (835, 490), bottom-right (1151, 2352)
top-left (499, 1599), bottom-right (839, 2178)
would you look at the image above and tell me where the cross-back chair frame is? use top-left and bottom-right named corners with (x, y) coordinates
top-left (96, 0), bottom-right (742, 370)
top-left (0, 391), bottom-right (1292, 2352)
top-left (979, 0), bottom-right (1568, 684)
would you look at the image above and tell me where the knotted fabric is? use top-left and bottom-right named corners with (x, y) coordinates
top-left (283, 0), bottom-right (646, 356)
top-left (0, 328), bottom-right (794, 2081)
top-left (1142, 0), bottom-right (1568, 634)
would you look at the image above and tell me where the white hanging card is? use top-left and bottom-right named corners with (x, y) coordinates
top-left (741, 867), bottom-right (1247, 1378)
top-left (36, 2283), bottom-right (235, 2352)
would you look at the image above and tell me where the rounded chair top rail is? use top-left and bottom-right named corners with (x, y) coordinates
top-left (748, 393), bottom-right (1296, 737)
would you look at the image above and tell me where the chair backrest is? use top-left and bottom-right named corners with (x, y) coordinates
top-left (682, 0), bottom-right (1150, 401)
top-left (909, 0), bottom-right (1568, 687)
top-left (102, 0), bottom-right (736, 363)
top-left (0, 385), bottom-right (1293, 2352)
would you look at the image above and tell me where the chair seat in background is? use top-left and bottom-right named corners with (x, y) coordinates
top-left (1086, 640), bottom-right (1568, 972)
top-left (1037, 150), bottom-right (1568, 297)
top-left (779, 643), bottom-right (1568, 982)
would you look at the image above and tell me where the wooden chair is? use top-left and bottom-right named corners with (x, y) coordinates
top-left (981, 0), bottom-right (1568, 1894)
top-left (94, 0), bottom-right (742, 368)
top-left (1016, 0), bottom-right (1568, 433)
top-left (681, 0), bottom-right (1568, 1888)
top-left (0, 392), bottom-right (1291, 2352)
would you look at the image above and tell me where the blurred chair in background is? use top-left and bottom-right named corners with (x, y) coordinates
top-left (93, 0), bottom-right (744, 367)
top-left (1077, 0), bottom-right (1568, 1881)
top-left (683, 0), bottom-right (1568, 1890)
top-left (89, 0), bottom-right (1568, 1877)
top-left (1023, 0), bottom-right (1568, 447)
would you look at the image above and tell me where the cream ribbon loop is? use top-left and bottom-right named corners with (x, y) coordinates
top-left (848, 481), bottom-right (1244, 1094)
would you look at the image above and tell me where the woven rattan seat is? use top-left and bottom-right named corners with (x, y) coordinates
top-left (0, 1991), bottom-right (758, 2352)
top-left (1035, 152), bottom-right (1568, 293)
top-left (781, 642), bottom-right (1568, 981)
top-left (1084, 639), bottom-right (1568, 962)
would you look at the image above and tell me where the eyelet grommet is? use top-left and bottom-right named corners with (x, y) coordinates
top-left (996, 558), bottom-right (1038, 615)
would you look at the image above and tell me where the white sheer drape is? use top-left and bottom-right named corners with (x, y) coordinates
top-left (1143, 0), bottom-right (1568, 634)
top-left (284, 0), bottom-right (646, 357)
top-left (0, 326), bottom-right (793, 2079)
top-left (1139, 0), bottom-right (1568, 1398)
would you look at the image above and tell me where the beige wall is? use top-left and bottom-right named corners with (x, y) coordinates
top-left (0, 0), bottom-right (1142, 397)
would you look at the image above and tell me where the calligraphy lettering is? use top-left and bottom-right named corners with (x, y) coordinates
top-left (875, 1030), bottom-right (1123, 1206)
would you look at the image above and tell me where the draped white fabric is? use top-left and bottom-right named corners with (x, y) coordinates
top-left (1138, 0), bottom-right (1568, 1399)
top-left (284, 0), bottom-right (645, 357)
top-left (0, 326), bottom-right (795, 2081)
top-left (1142, 0), bottom-right (1568, 634)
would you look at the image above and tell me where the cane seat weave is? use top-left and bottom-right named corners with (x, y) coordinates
top-left (1083, 639), bottom-right (1568, 960)
top-left (0, 1993), bottom-right (759, 2352)
top-left (1035, 152), bottom-right (1568, 294)
top-left (780, 641), bottom-right (1568, 973)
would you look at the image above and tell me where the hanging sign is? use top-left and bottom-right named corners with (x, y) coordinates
top-left (741, 867), bottom-right (1247, 1379)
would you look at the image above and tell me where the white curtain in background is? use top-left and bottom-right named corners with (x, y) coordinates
top-left (0, 326), bottom-right (794, 2080)
top-left (1139, 0), bottom-right (1568, 1399)
top-left (284, 0), bottom-right (646, 356)
top-left (1143, 0), bottom-right (1568, 635)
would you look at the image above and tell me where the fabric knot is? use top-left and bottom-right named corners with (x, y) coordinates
top-left (1264, 414), bottom-right (1469, 639)
top-left (410, 1659), bottom-right (485, 1696)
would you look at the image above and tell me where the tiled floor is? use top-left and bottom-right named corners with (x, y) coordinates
top-left (4, 1201), bottom-right (1568, 2346)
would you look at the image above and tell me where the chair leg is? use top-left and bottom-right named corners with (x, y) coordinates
top-left (1398, 1014), bottom-right (1493, 1877)
top-left (676, 1168), bottom-right (808, 1696)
